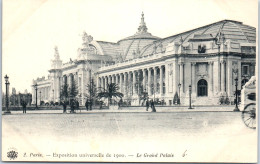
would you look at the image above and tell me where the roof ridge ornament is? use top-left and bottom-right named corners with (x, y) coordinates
top-left (137, 12), bottom-right (148, 34)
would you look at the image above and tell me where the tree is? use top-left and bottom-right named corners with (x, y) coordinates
top-left (97, 83), bottom-right (124, 107)
top-left (85, 79), bottom-right (98, 106)
top-left (60, 83), bottom-right (69, 102)
top-left (69, 80), bottom-right (78, 101)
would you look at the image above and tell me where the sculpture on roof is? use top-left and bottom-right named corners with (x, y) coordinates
top-left (77, 31), bottom-right (97, 60)
top-left (54, 46), bottom-right (60, 60)
top-left (82, 31), bottom-right (93, 46)
top-left (51, 46), bottom-right (62, 69)
top-left (137, 12), bottom-right (148, 34)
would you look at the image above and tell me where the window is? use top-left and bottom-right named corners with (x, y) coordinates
top-left (242, 65), bottom-right (249, 75)
top-left (197, 79), bottom-right (208, 97)
top-left (198, 44), bottom-right (206, 53)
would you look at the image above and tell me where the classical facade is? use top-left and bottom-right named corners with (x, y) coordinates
top-left (32, 13), bottom-right (256, 106)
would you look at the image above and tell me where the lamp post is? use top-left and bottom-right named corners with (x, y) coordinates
top-left (39, 91), bottom-right (41, 106)
top-left (4, 75), bottom-right (11, 114)
top-left (178, 83), bottom-right (181, 105)
top-left (34, 83), bottom-right (38, 109)
top-left (188, 85), bottom-right (193, 109)
top-left (234, 78), bottom-right (240, 111)
top-left (52, 89), bottom-right (54, 103)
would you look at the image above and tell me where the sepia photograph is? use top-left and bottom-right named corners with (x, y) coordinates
top-left (2, 0), bottom-right (258, 162)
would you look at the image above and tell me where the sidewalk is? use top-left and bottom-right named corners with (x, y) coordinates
top-left (2, 105), bottom-right (238, 115)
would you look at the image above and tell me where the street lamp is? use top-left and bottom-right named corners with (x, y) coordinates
top-left (188, 85), bottom-right (193, 109)
top-left (34, 83), bottom-right (38, 109)
top-left (52, 89), bottom-right (54, 102)
top-left (40, 91), bottom-right (42, 106)
top-left (4, 75), bottom-right (11, 114)
top-left (178, 83), bottom-right (181, 104)
top-left (234, 78), bottom-right (240, 111)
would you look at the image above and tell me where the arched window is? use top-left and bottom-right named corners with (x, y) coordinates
top-left (197, 79), bottom-right (208, 97)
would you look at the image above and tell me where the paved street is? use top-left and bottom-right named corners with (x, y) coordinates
top-left (2, 108), bottom-right (257, 162)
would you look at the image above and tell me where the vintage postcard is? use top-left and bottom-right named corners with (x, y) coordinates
top-left (2, 0), bottom-right (258, 162)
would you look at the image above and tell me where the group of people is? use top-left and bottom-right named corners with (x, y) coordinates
top-left (62, 100), bottom-right (80, 113)
top-left (146, 99), bottom-right (156, 112)
top-left (85, 99), bottom-right (93, 111)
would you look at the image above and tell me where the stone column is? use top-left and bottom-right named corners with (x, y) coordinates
top-left (100, 77), bottom-right (102, 89)
top-left (79, 70), bottom-right (85, 104)
top-left (124, 72), bottom-right (127, 95)
top-left (133, 71), bottom-right (136, 95)
top-left (164, 64), bottom-right (169, 96)
top-left (252, 62), bottom-right (256, 75)
top-left (160, 66), bottom-right (163, 95)
top-left (143, 69), bottom-right (146, 92)
top-left (237, 61), bottom-right (242, 90)
top-left (179, 63), bottom-right (184, 93)
top-left (115, 74), bottom-right (118, 85)
top-left (137, 70), bottom-right (141, 95)
top-left (105, 76), bottom-right (108, 90)
top-left (97, 77), bottom-right (101, 88)
top-left (153, 67), bottom-right (157, 95)
top-left (191, 62), bottom-right (196, 94)
top-left (129, 72), bottom-right (132, 95)
top-left (107, 75), bottom-right (110, 84)
top-left (217, 59), bottom-right (221, 93)
top-left (111, 75), bottom-right (114, 83)
top-left (209, 61), bottom-right (214, 95)
top-left (58, 76), bottom-right (61, 102)
top-left (148, 68), bottom-right (152, 96)
top-left (120, 73), bottom-right (123, 93)
top-left (221, 60), bottom-right (226, 92)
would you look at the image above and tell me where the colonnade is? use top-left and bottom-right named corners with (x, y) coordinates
top-left (37, 87), bottom-right (51, 101)
top-left (98, 65), bottom-right (166, 99)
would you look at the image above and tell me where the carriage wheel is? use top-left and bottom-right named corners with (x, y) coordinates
top-left (242, 103), bottom-right (256, 129)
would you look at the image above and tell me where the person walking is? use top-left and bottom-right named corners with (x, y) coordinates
top-left (89, 99), bottom-right (92, 110)
top-left (70, 100), bottom-right (75, 113)
top-left (99, 101), bottom-right (103, 110)
top-left (76, 100), bottom-right (79, 111)
top-left (146, 99), bottom-right (150, 111)
top-left (22, 101), bottom-right (27, 114)
top-left (118, 98), bottom-right (123, 110)
top-left (151, 99), bottom-right (156, 112)
top-left (62, 101), bottom-right (67, 113)
top-left (85, 99), bottom-right (89, 111)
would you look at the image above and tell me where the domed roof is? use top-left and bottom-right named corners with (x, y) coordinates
top-left (140, 20), bottom-right (256, 56)
top-left (118, 12), bottom-right (160, 60)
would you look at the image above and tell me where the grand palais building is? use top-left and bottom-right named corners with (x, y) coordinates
top-left (32, 13), bottom-right (256, 106)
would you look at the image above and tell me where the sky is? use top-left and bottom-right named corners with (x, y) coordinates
top-left (2, 0), bottom-right (258, 93)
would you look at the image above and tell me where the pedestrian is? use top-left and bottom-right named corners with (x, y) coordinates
top-left (146, 99), bottom-right (150, 111)
top-left (85, 99), bottom-right (89, 111)
top-left (151, 99), bottom-right (156, 112)
top-left (62, 101), bottom-right (67, 113)
top-left (76, 100), bottom-right (79, 110)
top-left (89, 99), bottom-right (92, 110)
top-left (70, 100), bottom-right (75, 113)
top-left (22, 101), bottom-right (27, 113)
top-left (118, 98), bottom-right (123, 110)
top-left (99, 101), bottom-right (103, 110)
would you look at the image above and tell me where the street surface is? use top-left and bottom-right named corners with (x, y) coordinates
top-left (2, 107), bottom-right (257, 162)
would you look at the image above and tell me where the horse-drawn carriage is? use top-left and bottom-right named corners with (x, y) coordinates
top-left (240, 76), bottom-right (256, 129)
